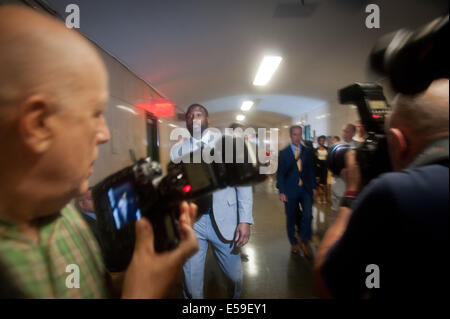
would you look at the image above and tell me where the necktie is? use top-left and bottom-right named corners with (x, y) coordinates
top-left (295, 146), bottom-right (303, 186)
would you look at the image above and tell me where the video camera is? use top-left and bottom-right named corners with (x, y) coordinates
top-left (327, 83), bottom-right (392, 186)
top-left (92, 135), bottom-right (265, 271)
top-left (371, 14), bottom-right (448, 95)
top-left (327, 14), bottom-right (448, 185)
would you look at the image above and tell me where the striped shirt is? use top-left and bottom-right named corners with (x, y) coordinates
top-left (0, 204), bottom-right (110, 298)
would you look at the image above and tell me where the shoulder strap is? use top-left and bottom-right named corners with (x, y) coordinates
top-left (209, 188), bottom-right (240, 245)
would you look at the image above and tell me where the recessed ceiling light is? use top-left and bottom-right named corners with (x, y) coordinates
top-left (253, 55), bottom-right (283, 86)
top-left (241, 100), bottom-right (254, 111)
top-left (236, 114), bottom-right (245, 121)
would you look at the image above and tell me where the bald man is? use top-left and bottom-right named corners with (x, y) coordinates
top-left (0, 6), bottom-right (198, 298)
top-left (330, 123), bottom-right (360, 222)
top-left (315, 79), bottom-right (449, 299)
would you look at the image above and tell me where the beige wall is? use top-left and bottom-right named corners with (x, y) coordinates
top-left (157, 117), bottom-right (185, 175)
top-left (91, 47), bottom-right (187, 183)
top-left (294, 102), bottom-right (359, 142)
top-left (0, 0), bottom-right (187, 183)
top-left (89, 49), bottom-right (162, 185)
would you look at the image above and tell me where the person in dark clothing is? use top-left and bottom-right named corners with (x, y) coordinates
top-left (315, 135), bottom-right (329, 204)
top-left (75, 188), bottom-right (101, 244)
top-left (315, 78), bottom-right (449, 299)
top-left (277, 126), bottom-right (317, 258)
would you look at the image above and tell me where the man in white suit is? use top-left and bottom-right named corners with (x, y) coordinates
top-left (171, 104), bottom-right (253, 299)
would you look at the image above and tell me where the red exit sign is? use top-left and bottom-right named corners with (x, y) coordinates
top-left (135, 99), bottom-right (175, 117)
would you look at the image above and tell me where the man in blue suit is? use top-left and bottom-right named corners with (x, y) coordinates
top-left (277, 125), bottom-right (316, 259)
top-left (171, 104), bottom-right (253, 299)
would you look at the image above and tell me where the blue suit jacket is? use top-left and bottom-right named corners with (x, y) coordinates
top-left (276, 144), bottom-right (316, 196)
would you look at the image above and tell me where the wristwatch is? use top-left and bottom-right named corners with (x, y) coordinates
top-left (340, 196), bottom-right (356, 208)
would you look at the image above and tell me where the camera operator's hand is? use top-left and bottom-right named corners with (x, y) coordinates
top-left (121, 201), bottom-right (198, 299)
top-left (279, 194), bottom-right (288, 202)
top-left (342, 150), bottom-right (362, 192)
top-left (234, 223), bottom-right (251, 248)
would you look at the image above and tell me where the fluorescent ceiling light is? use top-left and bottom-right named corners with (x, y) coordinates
top-left (253, 56), bottom-right (283, 86)
top-left (241, 100), bottom-right (254, 111)
top-left (116, 105), bottom-right (137, 115)
top-left (169, 124), bottom-right (178, 128)
top-left (236, 114), bottom-right (245, 121)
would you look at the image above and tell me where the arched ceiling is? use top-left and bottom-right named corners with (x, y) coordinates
top-left (45, 0), bottom-right (448, 124)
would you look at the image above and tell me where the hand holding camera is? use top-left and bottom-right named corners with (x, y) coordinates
top-left (121, 201), bottom-right (198, 299)
top-left (92, 134), bottom-right (265, 271)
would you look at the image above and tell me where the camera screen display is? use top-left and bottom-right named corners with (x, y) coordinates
top-left (107, 181), bottom-right (141, 229)
top-left (185, 164), bottom-right (212, 192)
top-left (368, 100), bottom-right (387, 109)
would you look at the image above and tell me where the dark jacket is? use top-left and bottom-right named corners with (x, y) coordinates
top-left (276, 144), bottom-right (316, 196)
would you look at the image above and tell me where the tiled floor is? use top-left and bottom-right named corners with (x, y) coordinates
top-left (200, 177), bottom-right (333, 299)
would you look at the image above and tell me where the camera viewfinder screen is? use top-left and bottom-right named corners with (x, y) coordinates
top-left (368, 100), bottom-right (387, 109)
top-left (107, 182), bottom-right (141, 229)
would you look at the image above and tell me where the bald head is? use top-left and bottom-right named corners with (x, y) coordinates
top-left (0, 6), bottom-right (107, 120)
top-left (0, 6), bottom-right (110, 222)
top-left (386, 78), bottom-right (449, 170)
top-left (390, 78), bottom-right (449, 140)
top-left (341, 123), bottom-right (356, 143)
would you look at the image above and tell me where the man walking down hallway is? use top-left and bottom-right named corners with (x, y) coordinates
top-left (277, 126), bottom-right (316, 259)
top-left (172, 104), bottom-right (254, 299)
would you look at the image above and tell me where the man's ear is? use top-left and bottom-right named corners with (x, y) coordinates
top-left (389, 127), bottom-right (408, 160)
top-left (19, 95), bottom-right (55, 154)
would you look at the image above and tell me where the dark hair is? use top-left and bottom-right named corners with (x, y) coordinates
top-left (304, 140), bottom-right (313, 148)
top-left (185, 103), bottom-right (209, 118)
top-left (333, 136), bottom-right (341, 141)
top-left (345, 123), bottom-right (356, 133)
top-left (229, 122), bottom-right (244, 130)
top-left (318, 135), bottom-right (326, 141)
top-left (289, 125), bottom-right (302, 135)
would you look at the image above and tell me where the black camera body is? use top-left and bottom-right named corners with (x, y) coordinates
top-left (92, 135), bottom-right (265, 271)
top-left (327, 83), bottom-right (392, 186)
top-left (328, 15), bottom-right (448, 186)
top-left (370, 15), bottom-right (448, 95)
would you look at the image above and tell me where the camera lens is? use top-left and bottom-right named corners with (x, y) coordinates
top-left (327, 143), bottom-right (354, 176)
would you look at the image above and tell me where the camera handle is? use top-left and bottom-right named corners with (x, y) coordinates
top-left (153, 204), bottom-right (181, 253)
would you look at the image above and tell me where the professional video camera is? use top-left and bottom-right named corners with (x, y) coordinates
top-left (327, 83), bottom-right (392, 186)
top-left (327, 14), bottom-right (448, 186)
top-left (92, 135), bottom-right (265, 271)
top-left (370, 14), bottom-right (448, 95)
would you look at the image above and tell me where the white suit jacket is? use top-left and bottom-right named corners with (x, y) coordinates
top-left (212, 186), bottom-right (253, 241)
